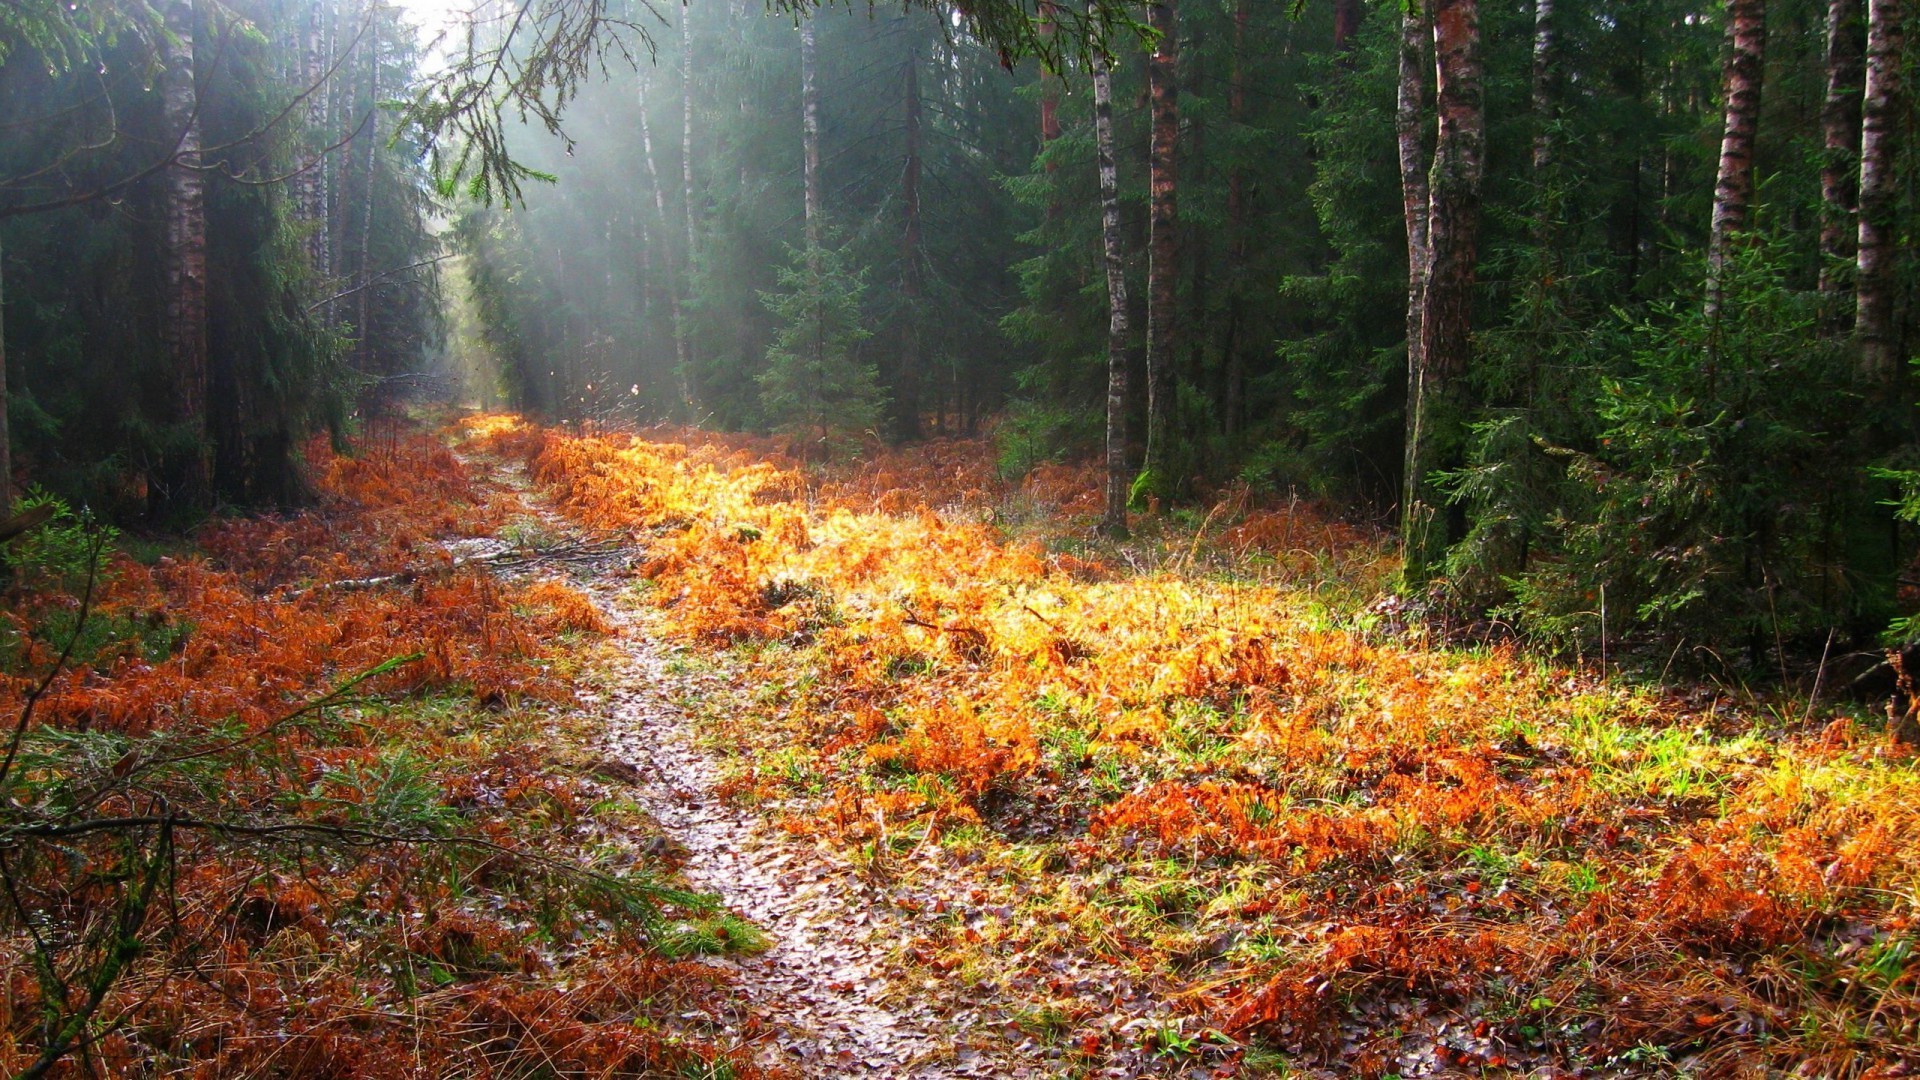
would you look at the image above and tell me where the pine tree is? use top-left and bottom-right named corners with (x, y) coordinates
top-left (757, 241), bottom-right (882, 454)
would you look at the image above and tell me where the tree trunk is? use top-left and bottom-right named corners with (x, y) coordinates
top-left (355, 6), bottom-right (380, 381)
top-left (303, 0), bottom-right (330, 285)
top-left (682, 4), bottom-right (697, 261)
top-left (1223, 0), bottom-right (1250, 438)
top-left (1039, 1), bottom-right (1062, 147)
top-left (1333, 0), bottom-right (1362, 52)
top-left (1404, 0), bottom-right (1483, 587)
top-left (896, 43), bottom-right (924, 440)
top-left (1397, 0), bottom-right (1434, 577)
top-left (324, 0), bottom-right (343, 325)
top-left (1705, 0), bottom-right (1766, 328)
top-left (1819, 0), bottom-right (1863, 324)
top-left (639, 78), bottom-right (695, 416)
top-left (1532, 0), bottom-right (1554, 174)
top-left (800, 17), bottom-right (822, 252)
top-left (0, 238), bottom-right (10, 515)
top-left (1856, 0), bottom-right (1904, 378)
top-left (1142, 0), bottom-right (1178, 492)
top-left (160, 0), bottom-right (210, 514)
top-left (1094, 34), bottom-right (1130, 538)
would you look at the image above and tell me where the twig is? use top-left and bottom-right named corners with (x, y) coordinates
top-left (1807, 628), bottom-right (1836, 721)
top-left (289, 541), bottom-right (627, 598)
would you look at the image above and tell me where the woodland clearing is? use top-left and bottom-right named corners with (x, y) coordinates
top-left (0, 413), bottom-right (1915, 1078)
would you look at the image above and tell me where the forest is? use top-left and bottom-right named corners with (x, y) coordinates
top-left (1, 0), bottom-right (1918, 1075)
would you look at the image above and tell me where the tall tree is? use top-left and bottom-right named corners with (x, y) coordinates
top-left (800, 16), bottom-right (821, 251)
top-left (1403, 0), bottom-right (1483, 586)
top-left (1333, 0), bottom-right (1361, 51)
top-left (1818, 0), bottom-right (1863, 321)
top-left (1397, 0), bottom-right (1432, 435)
top-left (302, 0), bottom-right (331, 285)
top-left (1039, 0), bottom-right (1063, 153)
top-left (1222, 0), bottom-right (1251, 437)
top-left (160, 0), bottom-right (210, 513)
top-left (0, 236), bottom-right (9, 515)
top-left (1855, 0), bottom-right (1903, 378)
top-left (681, 3), bottom-right (697, 260)
top-left (1705, 0), bottom-right (1766, 328)
top-left (638, 73), bottom-right (694, 414)
top-left (1142, 0), bottom-right (1178, 491)
top-left (354, 4), bottom-right (380, 376)
top-left (1094, 28), bottom-right (1129, 538)
top-left (896, 41), bottom-right (924, 438)
top-left (1397, 0), bottom-right (1433, 579)
top-left (1531, 0), bottom-right (1554, 175)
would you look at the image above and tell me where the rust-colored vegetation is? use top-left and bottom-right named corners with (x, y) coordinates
top-left (0, 426), bottom-right (771, 1077)
top-left (513, 417), bottom-right (1919, 1078)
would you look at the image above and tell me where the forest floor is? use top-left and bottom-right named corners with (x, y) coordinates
top-left (464, 412), bottom-right (1918, 1080)
top-left (2, 412), bottom-right (1916, 1078)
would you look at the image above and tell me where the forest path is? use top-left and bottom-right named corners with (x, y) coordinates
top-left (584, 589), bottom-right (1034, 1078)
top-left (478, 454), bottom-right (1049, 1079)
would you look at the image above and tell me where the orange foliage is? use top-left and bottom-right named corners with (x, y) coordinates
top-left (0, 425), bottom-right (763, 1079)
top-left (493, 417), bottom-right (1920, 1078)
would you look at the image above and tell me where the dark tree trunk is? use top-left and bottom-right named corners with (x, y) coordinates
top-left (1094, 28), bottom-right (1130, 538)
top-left (1397, 0), bottom-right (1434, 577)
top-left (639, 77), bottom-right (695, 416)
top-left (160, 0), bottom-right (210, 514)
top-left (0, 238), bottom-right (10, 514)
top-left (1404, 0), bottom-right (1483, 587)
top-left (1223, 0), bottom-right (1250, 438)
top-left (1856, 0), bottom-right (1904, 378)
top-left (1039, 1), bottom-right (1062, 149)
top-left (1705, 0), bottom-right (1767, 328)
top-left (1333, 0), bottom-right (1362, 52)
top-left (1142, 0), bottom-right (1178, 491)
top-left (1819, 0), bottom-right (1863, 325)
top-left (354, 9), bottom-right (380, 381)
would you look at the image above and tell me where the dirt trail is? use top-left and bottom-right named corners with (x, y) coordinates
top-left (581, 584), bottom-right (1041, 1078)
top-left (465, 452), bottom-right (1043, 1077)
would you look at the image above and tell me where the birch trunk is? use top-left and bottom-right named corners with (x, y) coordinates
top-left (1819, 0), bottom-right (1863, 321)
top-left (303, 0), bottom-right (330, 281)
top-left (1856, 0), bottom-right (1904, 378)
top-left (681, 5), bottom-right (697, 261)
top-left (1142, 0), bottom-right (1178, 491)
top-left (1532, 0), bottom-right (1554, 174)
top-left (1094, 32), bottom-right (1130, 538)
top-left (161, 0), bottom-right (210, 512)
top-left (1705, 0), bottom-right (1766, 328)
top-left (1404, 0), bottom-right (1483, 586)
top-left (896, 44), bottom-right (924, 440)
top-left (800, 17), bottom-right (822, 252)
